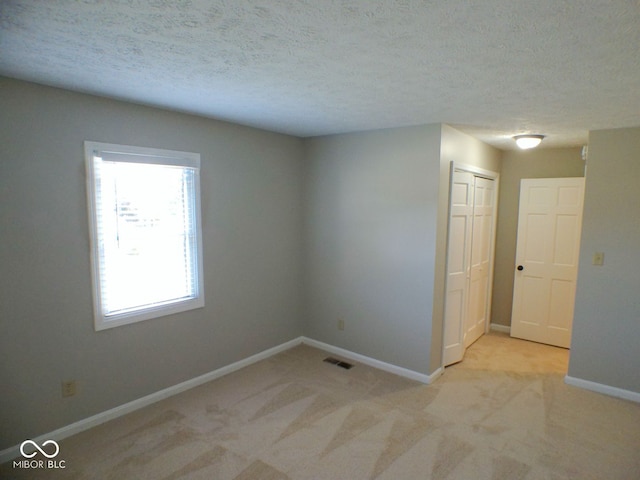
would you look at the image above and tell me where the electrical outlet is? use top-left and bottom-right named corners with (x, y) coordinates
top-left (337, 319), bottom-right (345, 331)
top-left (62, 380), bottom-right (76, 398)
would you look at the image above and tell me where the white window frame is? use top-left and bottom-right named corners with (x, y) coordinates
top-left (85, 141), bottom-right (205, 331)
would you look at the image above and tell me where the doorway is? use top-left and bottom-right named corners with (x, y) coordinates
top-left (442, 163), bottom-right (499, 366)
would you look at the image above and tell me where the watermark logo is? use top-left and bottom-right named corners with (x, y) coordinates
top-left (20, 439), bottom-right (59, 458)
top-left (14, 440), bottom-right (66, 470)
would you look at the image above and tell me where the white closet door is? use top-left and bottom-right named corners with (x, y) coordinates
top-left (443, 169), bottom-right (498, 367)
top-left (465, 177), bottom-right (496, 348)
top-left (443, 171), bottom-right (474, 366)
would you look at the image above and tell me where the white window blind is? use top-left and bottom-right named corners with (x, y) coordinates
top-left (85, 142), bottom-right (204, 330)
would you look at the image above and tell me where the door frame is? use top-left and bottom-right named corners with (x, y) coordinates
top-left (441, 161), bottom-right (500, 367)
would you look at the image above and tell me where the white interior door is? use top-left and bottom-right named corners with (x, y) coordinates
top-left (465, 177), bottom-right (496, 348)
top-left (443, 168), bottom-right (498, 366)
top-left (510, 177), bottom-right (585, 348)
top-left (443, 171), bottom-right (474, 366)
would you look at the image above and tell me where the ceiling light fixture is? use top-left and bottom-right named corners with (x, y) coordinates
top-left (514, 134), bottom-right (545, 149)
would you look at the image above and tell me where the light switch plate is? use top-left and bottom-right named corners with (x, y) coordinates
top-left (592, 252), bottom-right (605, 266)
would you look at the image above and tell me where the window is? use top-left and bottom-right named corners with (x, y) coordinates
top-left (85, 141), bottom-right (204, 330)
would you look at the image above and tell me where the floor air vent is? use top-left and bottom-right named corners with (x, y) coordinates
top-left (323, 357), bottom-right (354, 370)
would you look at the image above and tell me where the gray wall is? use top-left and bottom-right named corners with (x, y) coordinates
top-left (568, 127), bottom-right (640, 393)
top-left (430, 125), bottom-right (502, 371)
top-left (303, 124), bottom-right (501, 376)
top-left (5, 75), bottom-right (636, 452)
top-left (491, 148), bottom-right (585, 327)
top-left (303, 125), bottom-right (442, 374)
top-left (0, 77), bottom-right (304, 449)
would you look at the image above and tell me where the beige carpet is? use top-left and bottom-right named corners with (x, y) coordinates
top-left (3, 333), bottom-right (640, 479)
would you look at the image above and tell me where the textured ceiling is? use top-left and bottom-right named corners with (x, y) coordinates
top-left (1, 1), bottom-right (639, 149)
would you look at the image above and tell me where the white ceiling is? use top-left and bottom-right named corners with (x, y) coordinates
top-left (1, 1), bottom-right (639, 150)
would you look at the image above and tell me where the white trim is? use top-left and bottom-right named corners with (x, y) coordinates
top-left (84, 141), bottom-right (205, 331)
top-left (426, 367), bottom-right (444, 383)
top-left (564, 376), bottom-right (640, 403)
top-left (452, 162), bottom-right (499, 180)
top-left (490, 323), bottom-right (511, 334)
top-left (301, 337), bottom-right (437, 384)
top-left (0, 337), bottom-right (303, 464)
top-left (0, 336), bottom-right (440, 463)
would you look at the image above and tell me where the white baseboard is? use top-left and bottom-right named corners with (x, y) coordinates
top-left (0, 337), bottom-right (303, 464)
top-left (1, 335), bottom-right (439, 464)
top-left (564, 375), bottom-right (640, 403)
top-left (301, 337), bottom-right (438, 384)
top-left (490, 323), bottom-right (511, 334)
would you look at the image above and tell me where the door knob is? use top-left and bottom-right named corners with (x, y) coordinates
top-left (517, 265), bottom-right (524, 271)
